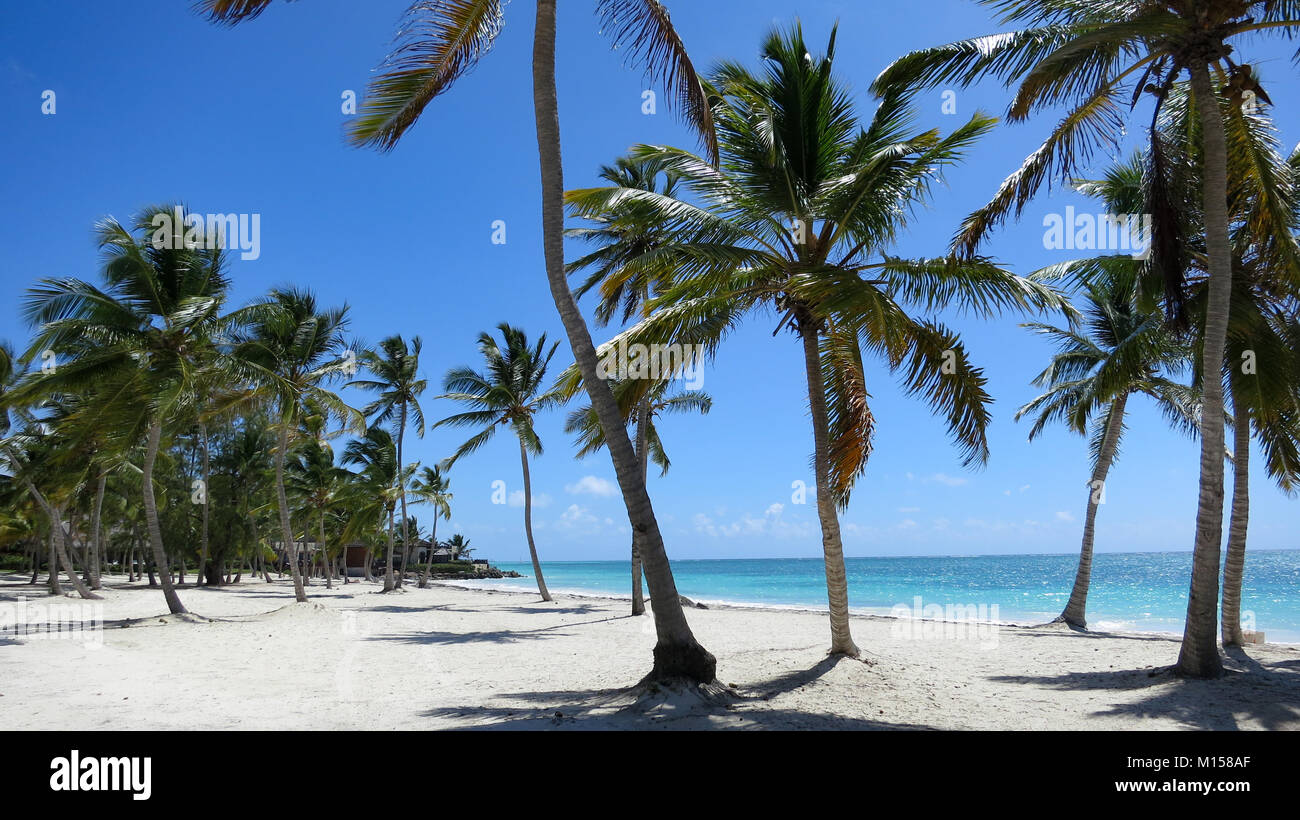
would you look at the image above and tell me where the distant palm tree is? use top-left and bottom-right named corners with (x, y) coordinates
top-left (1017, 267), bottom-right (1199, 627)
top-left (564, 377), bottom-right (710, 615)
top-left (445, 534), bottom-right (474, 561)
top-left (436, 324), bottom-right (559, 602)
top-left (285, 434), bottom-right (345, 590)
top-left (568, 25), bottom-right (1065, 655)
top-left (199, 0), bottom-right (722, 683)
top-left (340, 426), bottom-right (405, 591)
top-left (350, 335), bottom-right (427, 588)
top-left (410, 464), bottom-right (452, 588)
top-left (231, 288), bottom-right (362, 602)
top-left (871, 0), bottom-right (1300, 679)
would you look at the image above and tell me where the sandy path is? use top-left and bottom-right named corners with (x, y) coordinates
top-left (1, 574), bottom-right (1296, 730)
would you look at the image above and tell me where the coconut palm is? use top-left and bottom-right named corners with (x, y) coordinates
top-left (339, 426), bottom-right (404, 590)
top-left (230, 287), bottom-right (362, 602)
top-left (349, 335), bottom-right (427, 588)
top-left (566, 24), bottom-right (1066, 656)
top-left (199, 0), bottom-right (721, 683)
top-left (1016, 265), bottom-right (1199, 627)
top-left (14, 205), bottom-right (241, 614)
top-left (871, 0), bottom-right (1300, 678)
top-left (564, 377), bottom-right (710, 615)
top-left (410, 464), bottom-right (452, 588)
top-left (444, 533), bottom-right (474, 561)
top-left (436, 324), bottom-right (559, 602)
top-left (285, 435), bottom-right (346, 590)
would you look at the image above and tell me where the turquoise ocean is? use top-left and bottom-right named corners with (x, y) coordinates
top-left (461, 550), bottom-right (1300, 643)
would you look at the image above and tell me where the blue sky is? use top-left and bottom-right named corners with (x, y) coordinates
top-left (2, 1), bottom-right (1297, 563)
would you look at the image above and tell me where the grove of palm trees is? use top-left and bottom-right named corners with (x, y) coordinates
top-left (2, 0), bottom-right (1298, 750)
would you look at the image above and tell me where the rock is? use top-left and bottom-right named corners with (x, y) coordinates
top-left (679, 595), bottom-right (707, 609)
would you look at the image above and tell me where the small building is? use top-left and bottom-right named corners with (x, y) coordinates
top-left (343, 542), bottom-right (369, 577)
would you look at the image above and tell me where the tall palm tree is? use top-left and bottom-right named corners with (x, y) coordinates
top-left (231, 288), bottom-right (362, 602)
top-left (871, 0), bottom-right (1300, 678)
top-left (436, 324), bottom-right (559, 602)
top-left (349, 335), bottom-right (427, 588)
top-left (199, 0), bottom-right (721, 683)
top-left (567, 25), bottom-right (1066, 656)
top-left (410, 464), bottom-right (452, 589)
top-left (339, 426), bottom-right (403, 590)
top-left (285, 435), bottom-right (346, 590)
top-left (16, 205), bottom-right (237, 614)
top-left (564, 377), bottom-right (711, 615)
top-left (1016, 261), bottom-right (1199, 627)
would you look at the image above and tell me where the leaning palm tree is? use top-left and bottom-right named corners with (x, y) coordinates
top-left (567, 25), bottom-right (1066, 656)
top-left (564, 377), bottom-right (710, 615)
top-left (339, 426), bottom-right (403, 590)
top-left (349, 335), bottom-right (427, 588)
top-left (1017, 265), bottom-right (1199, 627)
top-left (15, 204), bottom-right (237, 615)
top-left (871, 0), bottom-right (1300, 678)
top-left (200, 0), bottom-right (721, 683)
top-left (436, 324), bottom-right (559, 602)
top-left (410, 464), bottom-right (452, 588)
top-left (231, 288), bottom-right (362, 602)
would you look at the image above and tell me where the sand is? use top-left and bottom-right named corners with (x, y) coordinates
top-left (1, 573), bottom-right (1297, 730)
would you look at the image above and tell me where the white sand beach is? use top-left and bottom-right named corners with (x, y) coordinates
top-left (1, 574), bottom-right (1297, 730)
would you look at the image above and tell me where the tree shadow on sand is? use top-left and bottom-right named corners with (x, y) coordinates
top-left (988, 652), bottom-right (1300, 729)
top-left (364, 614), bottom-right (628, 646)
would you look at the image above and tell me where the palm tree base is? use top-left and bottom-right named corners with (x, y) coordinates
top-left (648, 640), bottom-right (717, 685)
top-left (1052, 613), bottom-right (1087, 630)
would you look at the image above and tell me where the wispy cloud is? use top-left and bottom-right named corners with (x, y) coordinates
top-left (564, 475), bottom-right (617, 497)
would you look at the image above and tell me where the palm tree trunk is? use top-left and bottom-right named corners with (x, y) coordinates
top-left (1058, 393), bottom-right (1127, 627)
top-left (419, 509), bottom-right (439, 589)
top-left (89, 472), bottom-right (105, 590)
top-left (142, 420), bottom-right (188, 614)
top-left (1176, 61), bottom-right (1230, 678)
top-left (799, 323), bottom-right (859, 656)
top-left (48, 502), bottom-right (98, 599)
top-left (48, 531), bottom-right (62, 594)
top-left (274, 424), bottom-right (310, 603)
top-left (1222, 398), bottom-right (1250, 646)
top-left (383, 505), bottom-right (396, 592)
top-left (196, 422), bottom-right (211, 587)
top-left (631, 398), bottom-right (650, 616)
top-left (518, 438), bottom-right (552, 602)
top-left (397, 405), bottom-right (409, 589)
top-left (531, 0), bottom-right (714, 683)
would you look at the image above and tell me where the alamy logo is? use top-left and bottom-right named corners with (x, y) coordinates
top-left (49, 750), bottom-right (151, 801)
top-left (150, 206), bottom-right (261, 261)
top-left (1043, 206), bottom-right (1152, 259)
top-left (597, 340), bottom-right (704, 389)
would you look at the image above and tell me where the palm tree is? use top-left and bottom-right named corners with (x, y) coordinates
top-left (1017, 257), bottom-right (1199, 627)
top-left (436, 324), bottom-right (558, 602)
top-left (444, 533), bottom-right (474, 561)
top-left (564, 377), bottom-right (711, 615)
top-left (410, 464), bottom-right (452, 588)
top-left (199, 0), bottom-right (721, 684)
top-left (285, 434), bottom-right (346, 590)
top-left (15, 205), bottom-right (239, 614)
top-left (231, 287), bottom-right (362, 602)
top-left (567, 25), bottom-right (1066, 656)
top-left (871, 0), bottom-right (1300, 678)
top-left (349, 335), bottom-right (427, 588)
top-left (339, 426), bottom-right (403, 590)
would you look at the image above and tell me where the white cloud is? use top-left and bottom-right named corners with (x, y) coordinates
top-left (928, 473), bottom-right (968, 487)
top-left (565, 475), bottom-right (617, 497)
top-left (1055, 511), bottom-right (1075, 522)
top-left (508, 490), bottom-right (552, 508)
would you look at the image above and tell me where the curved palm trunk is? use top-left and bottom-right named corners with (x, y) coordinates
top-left (1057, 393), bottom-right (1128, 627)
top-left (518, 438), bottom-right (552, 602)
top-left (89, 472), bottom-right (106, 590)
top-left (40, 500), bottom-right (98, 600)
top-left (1176, 62), bottom-right (1230, 678)
top-left (418, 509), bottom-right (439, 589)
top-left (274, 424), bottom-right (310, 603)
top-left (1222, 400), bottom-right (1250, 646)
top-left (799, 324), bottom-right (859, 656)
top-left (532, 0), bottom-right (714, 683)
top-left (397, 405), bottom-right (409, 589)
top-left (196, 422), bottom-right (211, 587)
top-left (143, 420), bottom-right (187, 614)
top-left (631, 398), bottom-right (650, 616)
